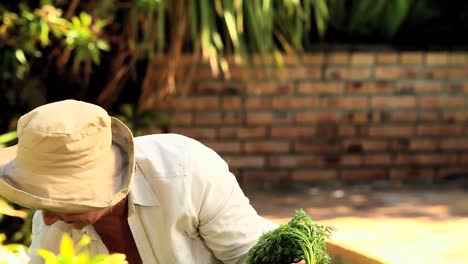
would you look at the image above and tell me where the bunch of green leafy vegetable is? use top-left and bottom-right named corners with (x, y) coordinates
top-left (247, 209), bottom-right (334, 264)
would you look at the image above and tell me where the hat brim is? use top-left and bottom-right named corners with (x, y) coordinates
top-left (0, 117), bottom-right (135, 213)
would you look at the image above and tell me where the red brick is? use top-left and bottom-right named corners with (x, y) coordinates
top-left (448, 53), bottom-right (467, 65)
top-left (196, 82), bottom-right (225, 95)
top-left (270, 127), bottom-right (315, 138)
top-left (345, 111), bottom-right (369, 124)
top-left (223, 112), bottom-right (245, 124)
top-left (376, 53), bottom-right (398, 64)
top-left (241, 170), bottom-right (289, 183)
top-left (246, 112), bottom-right (293, 125)
top-left (170, 97), bottom-right (193, 110)
top-left (294, 141), bottom-right (340, 153)
top-left (246, 112), bottom-right (273, 124)
top-left (170, 127), bottom-right (217, 139)
top-left (277, 82), bottom-right (296, 94)
top-left (191, 67), bottom-right (216, 79)
top-left (339, 126), bottom-right (356, 137)
top-left (425, 67), bottom-right (447, 79)
top-left (396, 82), bottom-right (442, 93)
top-left (440, 139), bottom-right (468, 150)
top-left (272, 97), bottom-right (318, 109)
top-left (368, 125), bottom-right (415, 137)
top-left (371, 96), bottom-right (416, 109)
top-left (296, 112), bottom-right (341, 124)
top-left (292, 169), bottom-right (337, 182)
top-left (281, 55), bottom-right (302, 65)
top-left (252, 68), bottom-right (269, 79)
top-left (446, 67), bottom-right (467, 78)
top-left (400, 52), bottom-right (423, 64)
top-left (281, 66), bottom-right (321, 80)
top-left (223, 97), bottom-right (242, 109)
top-left (418, 112), bottom-right (440, 122)
top-left (238, 127), bottom-right (267, 139)
top-left (419, 96), bottom-right (464, 109)
top-left (191, 97), bottom-right (220, 109)
top-left (325, 68), bottom-right (371, 80)
top-left (340, 155), bottom-right (362, 166)
top-left (245, 97), bottom-right (272, 109)
top-left (204, 141), bottom-right (241, 153)
top-left (268, 155), bottom-right (321, 168)
top-left (416, 125), bottom-right (463, 136)
top-left (390, 169), bottom-right (433, 181)
top-left (171, 113), bottom-right (193, 125)
top-left (297, 82), bottom-right (344, 94)
top-left (362, 140), bottom-right (391, 151)
top-left (351, 53), bottom-right (375, 65)
top-left (425, 53), bottom-right (448, 65)
top-left (395, 154), bottom-right (457, 166)
top-left (194, 112), bottom-right (223, 125)
top-left (364, 154), bottom-right (392, 165)
top-left (303, 54), bottom-right (325, 64)
top-left (326, 53), bottom-right (350, 64)
top-left (219, 127), bottom-right (267, 139)
top-left (252, 54), bottom-right (276, 65)
top-left (224, 156), bottom-right (265, 168)
top-left (320, 97), bottom-right (368, 109)
top-left (438, 167), bottom-right (467, 178)
top-left (346, 81), bottom-right (393, 94)
top-left (268, 155), bottom-right (299, 168)
top-left (388, 112), bottom-right (418, 122)
top-left (442, 112), bottom-right (468, 122)
top-left (341, 169), bottom-right (387, 181)
top-left (230, 67), bottom-right (251, 80)
top-left (246, 82), bottom-right (278, 95)
top-left (374, 67), bottom-right (402, 79)
top-left (343, 139), bottom-right (391, 152)
top-left (243, 141), bottom-right (290, 153)
top-left (460, 154), bottom-right (468, 164)
top-left (409, 139), bottom-right (439, 151)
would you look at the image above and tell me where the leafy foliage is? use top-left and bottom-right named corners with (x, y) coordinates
top-left (247, 209), bottom-right (334, 264)
top-left (0, 233), bottom-right (128, 264)
top-left (0, 131), bottom-right (17, 148)
top-left (37, 234), bottom-right (127, 264)
top-left (0, 233), bottom-right (29, 263)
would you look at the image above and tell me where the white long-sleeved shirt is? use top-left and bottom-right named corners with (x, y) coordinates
top-left (28, 134), bottom-right (277, 263)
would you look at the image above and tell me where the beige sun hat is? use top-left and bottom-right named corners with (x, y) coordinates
top-left (0, 100), bottom-right (135, 213)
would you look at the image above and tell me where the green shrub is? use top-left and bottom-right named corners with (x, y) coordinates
top-left (0, 233), bottom-right (128, 264)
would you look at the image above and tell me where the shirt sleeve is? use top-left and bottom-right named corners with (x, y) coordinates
top-left (188, 140), bottom-right (278, 264)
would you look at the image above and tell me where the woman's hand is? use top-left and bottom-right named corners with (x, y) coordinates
top-left (291, 260), bottom-right (306, 264)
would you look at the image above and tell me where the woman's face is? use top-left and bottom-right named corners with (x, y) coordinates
top-left (41, 208), bottom-right (111, 230)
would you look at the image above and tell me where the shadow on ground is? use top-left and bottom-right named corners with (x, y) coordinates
top-left (244, 184), bottom-right (468, 264)
top-left (244, 184), bottom-right (468, 221)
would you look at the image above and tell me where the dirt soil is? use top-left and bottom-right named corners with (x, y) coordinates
top-left (244, 185), bottom-right (468, 264)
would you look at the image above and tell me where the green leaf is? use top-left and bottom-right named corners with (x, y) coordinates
top-left (14, 49), bottom-right (27, 65)
top-left (39, 21), bottom-right (50, 46)
top-left (59, 234), bottom-right (75, 257)
top-left (79, 12), bottom-right (92, 27)
top-left (89, 45), bottom-right (101, 64)
top-left (37, 249), bottom-right (59, 264)
top-left (96, 40), bottom-right (111, 51)
top-left (0, 131), bottom-right (17, 144)
top-left (72, 16), bottom-right (81, 27)
top-left (76, 235), bottom-right (91, 249)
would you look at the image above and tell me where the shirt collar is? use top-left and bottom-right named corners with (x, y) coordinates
top-left (129, 163), bottom-right (160, 207)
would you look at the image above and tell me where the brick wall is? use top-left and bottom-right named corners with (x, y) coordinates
top-left (159, 51), bottom-right (468, 186)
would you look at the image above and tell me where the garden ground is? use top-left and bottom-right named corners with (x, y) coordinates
top-left (245, 184), bottom-right (468, 264)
